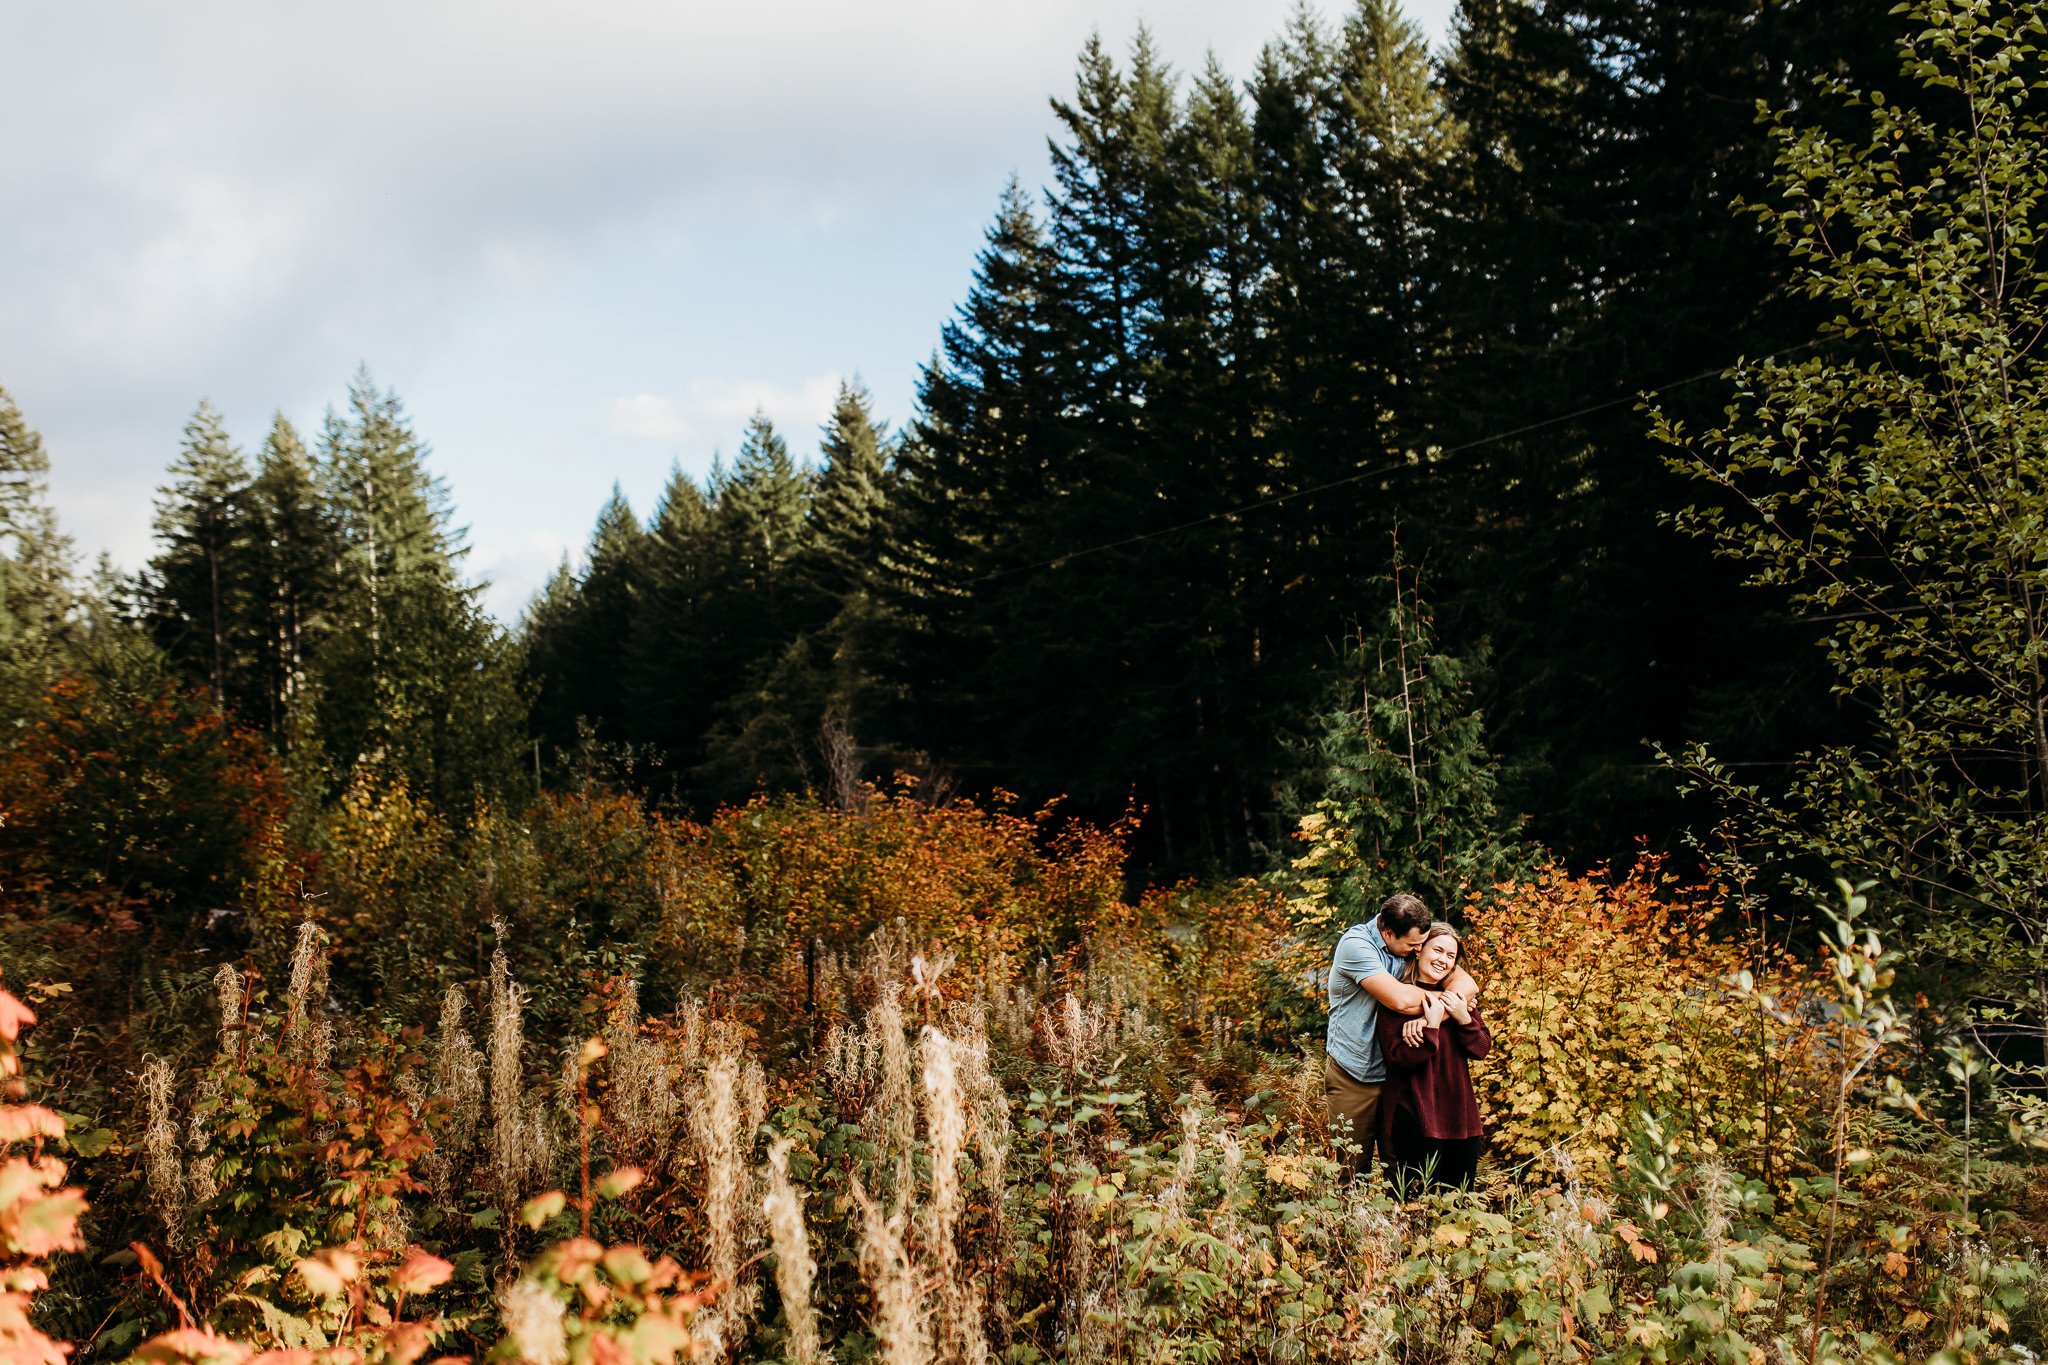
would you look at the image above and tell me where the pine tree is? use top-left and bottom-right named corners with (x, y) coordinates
top-left (805, 380), bottom-right (893, 601)
top-left (1329, 0), bottom-right (1452, 425)
top-left (0, 384), bottom-right (75, 712)
top-left (148, 400), bottom-right (253, 710)
top-left (1429, 0), bottom-right (1891, 853)
top-left (1287, 559), bottom-right (1524, 932)
top-left (688, 414), bottom-right (816, 797)
top-left (521, 555), bottom-right (583, 749)
top-left (322, 368), bottom-right (463, 617)
top-left (1656, 0), bottom-right (2048, 1044)
top-left (623, 465), bottom-right (716, 770)
top-left (313, 369), bottom-right (526, 805)
top-left (887, 182), bottom-right (1062, 674)
top-left (1047, 30), bottom-right (1178, 403)
top-left (525, 485), bottom-right (647, 758)
top-left (0, 384), bottom-right (53, 541)
top-left (714, 411), bottom-right (810, 595)
top-left (701, 383), bottom-right (903, 793)
top-left (245, 413), bottom-right (339, 735)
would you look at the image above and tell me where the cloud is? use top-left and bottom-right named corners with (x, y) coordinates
top-left (608, 394), bottom-right (690, 441)
top-left (605, 375), bottom-right (842, 454)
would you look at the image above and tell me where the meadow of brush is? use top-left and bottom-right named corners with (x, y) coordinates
top-left (2, 675), bottom-right (2044, 1365)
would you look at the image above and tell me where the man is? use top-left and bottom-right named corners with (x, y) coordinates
top-left (1324, 891), bottom-right (1478, 1174)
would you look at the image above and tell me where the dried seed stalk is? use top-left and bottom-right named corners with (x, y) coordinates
top-left (921, 1029), bottom-right (987, 1365)
top-left (761, 1137), bottom-right (826, 1365)
top-left (851, 1176), bottom-right (929, 1365)
top-left (141, 1055), bottom-right (187, 1244)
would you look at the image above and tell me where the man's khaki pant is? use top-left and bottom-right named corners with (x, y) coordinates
top-left (1324, 1053), bottom-right (1383, 1175)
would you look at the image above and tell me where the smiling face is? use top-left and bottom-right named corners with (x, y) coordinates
top-left (1413, 931), bottom-right (1461, 987)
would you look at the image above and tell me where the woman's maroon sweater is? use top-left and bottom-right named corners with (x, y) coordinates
top-left (1375, 990), bottom-right (1492, 1141)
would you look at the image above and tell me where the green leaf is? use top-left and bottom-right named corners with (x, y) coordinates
top-left (64, 1127), bottom-right (117, 1158)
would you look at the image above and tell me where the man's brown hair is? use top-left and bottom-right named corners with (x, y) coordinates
top-left (1380, 892), bottom-right (1431, 936)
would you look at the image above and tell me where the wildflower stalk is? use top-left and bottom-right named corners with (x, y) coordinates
top-left (851, 1175), bottom-right (929, 1365)
top-left (761, 1138), bottom-right (825, 1365)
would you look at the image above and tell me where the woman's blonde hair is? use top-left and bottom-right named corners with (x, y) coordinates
top-left (1402, 921), bottom-right (1463, 984)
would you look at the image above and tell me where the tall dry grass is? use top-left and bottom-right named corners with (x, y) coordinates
top-left (919, 1028), bottom-right (987, 1365)
top-left (416, 983), bottom-right (486, 1206)
top-left (140, 1053), bottom-right (186, 1244)
top-left (761, 1137), bottom-right (825, 1365)
top-left (488, 936), bottom-right (555, 1206)
top-left (851, 1174), bottom-right (929, 1365)
top-left (604, 979), bottom-right (680, 1169)
top-left (686, 1045), bottom-right (766, 1344)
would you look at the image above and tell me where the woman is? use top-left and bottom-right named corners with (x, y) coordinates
top-left (1375, 922), bottom-right (1491, 1192)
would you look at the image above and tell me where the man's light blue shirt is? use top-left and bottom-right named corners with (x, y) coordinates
top-left (1326, 915), bottom-right (1404, 1083)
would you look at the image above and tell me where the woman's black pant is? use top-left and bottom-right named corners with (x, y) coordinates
top-left (1384, 1108), bottom-right (1481, 1192)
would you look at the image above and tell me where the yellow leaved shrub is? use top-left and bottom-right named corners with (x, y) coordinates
top-left (1463, 864), bottom-right (1833, 1182)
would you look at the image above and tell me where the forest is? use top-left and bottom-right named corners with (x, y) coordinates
top-left (2, 0), bottom-right (2046, 1361)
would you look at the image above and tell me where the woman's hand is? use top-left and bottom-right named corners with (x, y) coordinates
top-left (1402, 994), bottom-right (1448, 1046)
top-left (1439, 991), bottom-right (1473, 1025)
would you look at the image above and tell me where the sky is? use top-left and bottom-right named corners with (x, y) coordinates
top-left (2, 0), bottom-right (1457, 621)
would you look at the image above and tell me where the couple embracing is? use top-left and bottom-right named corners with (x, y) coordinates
top-left (1324, 892), bottom-right (1492, 1191)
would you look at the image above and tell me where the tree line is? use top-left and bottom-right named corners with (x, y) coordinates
top-left (0, 371), bottom-right (525, 814)
top-left (521, 0), bottom-right (1896, 872)
top-left (1, 0), bottom-right (1902, 879)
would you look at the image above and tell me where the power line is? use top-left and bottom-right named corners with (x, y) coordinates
top-left (979, 337), bottom-right (1826, 583)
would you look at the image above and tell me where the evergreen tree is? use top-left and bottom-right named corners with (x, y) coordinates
top-left (245, 413), bottom-right (339, 735)
top-left (688, 414), bottom-right (815, 796)
top-left (714, 412), bottom-right (810, 596)
top-left (1657, 0), bottom-right (2048, 1046)
top-left (884, 183), bottom-right (1062, 732)
top-left (314, 369), bottom-right (525, 805)
top-left (1287, 559), bottom-right (1524, 932)
top-left (147, 401), bottom-right (252, 711)
top-left (1429, 0), bottom-right (1891, 853)
top-left (525, 485), bottom-right (647, 759)
top-left (507, 0), bottom-right (1907, 881)
top-left (705, 384), bottom-right (901, 793)
top-left (0, 384), bottom-right (75, 713)
top-left (881, 15), bottom-right (1470, 868)
top-left (623, 465), bottom-right (717, 772)
top-left (804, 380), bottom-right (893, 601)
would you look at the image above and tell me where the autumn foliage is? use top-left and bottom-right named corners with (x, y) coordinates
top-left (1461, 865), bottom-right (1829, 1178)
top-left (0, 662), bottom-right (2042, 1362)
top-left (1, 985), bottom-right (84, 1365)
top-left (0, 665), bottom-right (289, 929)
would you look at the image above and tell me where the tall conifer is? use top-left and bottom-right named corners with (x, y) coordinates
top-left (705, 382), bottom-right (902, 793)
top-left (1430, 0), bottom-right (1886, 850)
top-left (0, 385), bottom-right (75, 711)
top-left (1288, 560), bottom-right (1524, 927)
top-left (624, 465), bottom-right (717, 769)
top-left (806, 380), bottom-right (892, 600)
top-left (314, 369), bottom-right (525, 804)
top-left (246, 414), bottom-right (339, 735)
top-left (525, 486), bottom-right (647, 758)
top-left (148, 401), bottom-right (252, 710)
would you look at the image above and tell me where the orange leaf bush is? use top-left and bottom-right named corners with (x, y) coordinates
top-left (648, 785), bottom-right (1136, 979)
